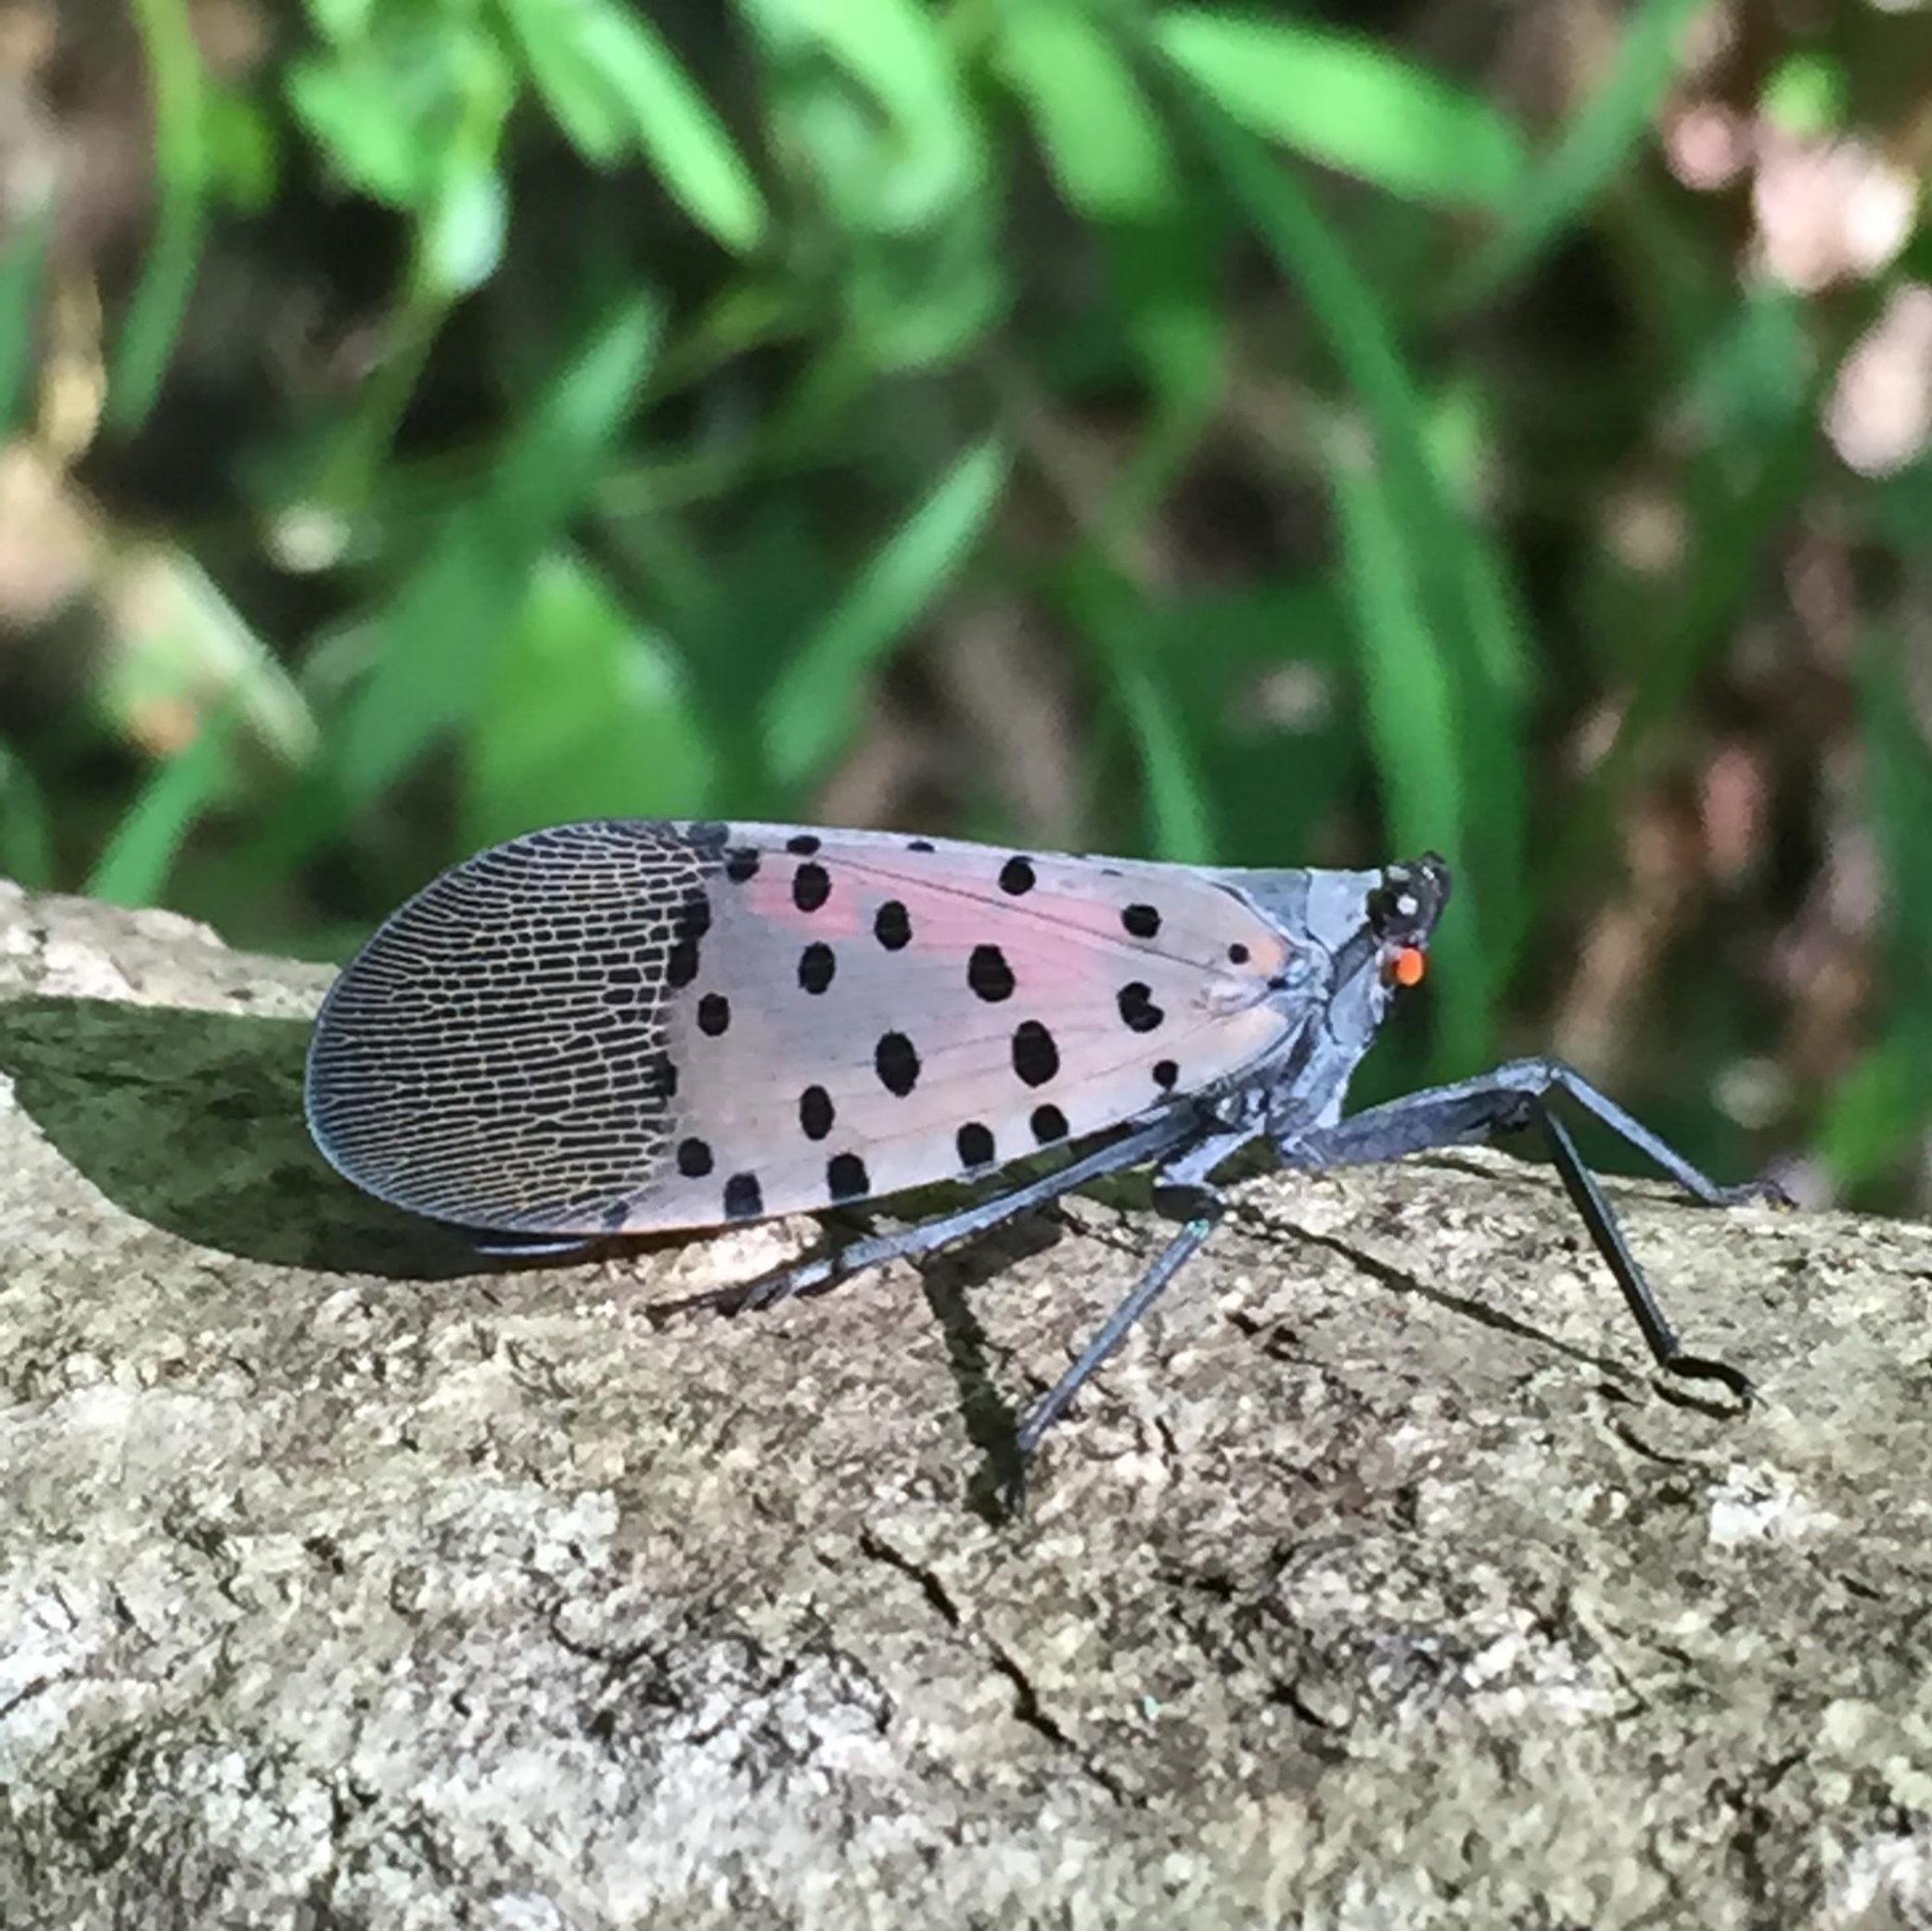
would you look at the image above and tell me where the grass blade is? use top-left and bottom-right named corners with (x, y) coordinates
top-left (997, 10), bottom-right (1178, 221)
top-left (118, 0), bottom-right (208, 429)
top-left (332, 293), bottom-right (661, 808)
top-left (0, 740), bottom-right (53, 889)
top-left (1328, 430), bottom-right (1485, 1069)
top-left (1182, 96), bottom-right (1527, 1049)
top-left (0, 203), bottom-right (52, 436)
top-left (1155, 8), bottom-right (1528, 211)
top-left (87, 709), bottom-right (235, 908)
top-left (1444, 0), bottom-right (1712, 309)
top-left (762, 436), bottom-right (1008, 786)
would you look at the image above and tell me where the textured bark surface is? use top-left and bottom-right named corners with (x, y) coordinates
top-left (2, 878), bottom-right (1929, 1931)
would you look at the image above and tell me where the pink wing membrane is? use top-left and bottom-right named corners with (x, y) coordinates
top-left (624, 826), bottom-right (1299, 1230)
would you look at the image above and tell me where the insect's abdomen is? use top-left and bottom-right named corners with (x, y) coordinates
top-left (305, 822), bottom-right (709, 1234)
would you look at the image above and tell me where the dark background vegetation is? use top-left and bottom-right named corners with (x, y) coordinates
top-left (5, 0), bottom-right (1932, 1208)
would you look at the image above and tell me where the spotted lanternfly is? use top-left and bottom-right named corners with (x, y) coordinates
top-left (306, 820), bottom-right (1772, 1493)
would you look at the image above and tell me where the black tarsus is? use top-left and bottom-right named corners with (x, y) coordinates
top-left (1537, 1108), bottom-right (1753, 1400)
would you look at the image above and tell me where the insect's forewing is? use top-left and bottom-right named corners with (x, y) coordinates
top-left (305, 820), bottom-right (1310, 1235)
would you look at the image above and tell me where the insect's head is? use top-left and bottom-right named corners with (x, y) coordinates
top-left (1240, 851), bottom-right (1453, 1138)
top-left (1365, 852), bottom-right (1452, 992)
top-left (1305, 852), bottom-right (1452, 1048)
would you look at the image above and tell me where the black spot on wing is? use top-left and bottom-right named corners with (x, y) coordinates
top-left (967, 944), bottom-right (1014, 1002)
top-left (874, 900), bottom-right (912, 951)
top-left (826, 1152), bottom-right (869, 1201)
top-left (999, 856), bottom-right (1036, 895)
top-left (798, 942), bottom-right (836, 994)
top-left (1030, 1105), bottom-right (1068, 1145)
top-left (1011, 1020), bottom-right (1059, 1088)
top-left (792, 863), bottom-right (831, 913)
top-left (723, 1171), bottom-right (763, 1220)
top-left (666, 890), bottom-right (710, 988)
top-left (875, 1031), bottom-right (920, 1098)
top-left (956, 1121), bottom-right (995, 1169)
top-left (800, 1085), bottom-right (835, 1141)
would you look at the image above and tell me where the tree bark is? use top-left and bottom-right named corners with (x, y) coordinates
top-left (2, 878), bottom-right (1928, 1930)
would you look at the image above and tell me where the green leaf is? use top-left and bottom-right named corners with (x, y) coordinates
top-left (1761, 49), bottom-right (1848, 139)
top-left (286, 58), bottom-right (426, 202)
top-left (1816, 1025), bottom-right (1932, 1193)
top-left (286, 15), bottom-right (513, 212)
top-left (419, 163), bottom-right (507, 295)
top-left (1186, 97), bottom-right (1525, 1038)
top-left (332, 294), bottom-right (661, 807)
top-left (464, 551), bottom-right (717, 848)
top-left (1121, 661), bottom-right (1212, 862)
top-left (116, 0), bottom-right (210, 429)
top-left (202, 85), bottom-right (280, 213)
top-left (0, 739), bottom-right (53, 889)
top-left (997, 10), bottom-right (1178, 221)
top-left (1155, 9), bottom-right (1528, 211)
top-left (1060, 559), bottom-right (1216, 862)
top-left (761, 0), bottom-right (971, 158)
top-left (1326, 433), bottom-right (1484, 1066)
top-left (501, 0), bottom-right (769, 250)
top-left (1444, 0), bottom-right (1711, 307)
top-left (761, 437), bottom-right (1009, 786)
top-left (498, 0), bottom-right (632, 160)
top-left (0, 201), bottom-right (52, 437)
top-left (87, 710), bottom-right (236, 908)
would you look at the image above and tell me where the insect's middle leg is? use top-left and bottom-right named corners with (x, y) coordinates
top-left (660, 1112), bottom-right (1202, 1318)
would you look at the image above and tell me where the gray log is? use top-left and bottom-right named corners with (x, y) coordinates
top-left (2, 878), bottom-right (1927, 1930)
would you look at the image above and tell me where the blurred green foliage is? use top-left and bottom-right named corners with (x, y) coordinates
top-left (6, 0), bottom-right (1932, 1202)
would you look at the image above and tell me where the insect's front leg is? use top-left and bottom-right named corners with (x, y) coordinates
top-left (1288, 1057), bottom-right (1783, 1208)
top-left (1274, 1060), bottom-right (1767, 1401)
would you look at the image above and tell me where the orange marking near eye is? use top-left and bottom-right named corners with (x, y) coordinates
top-left (1389, 946), bottom-right (1427, 988)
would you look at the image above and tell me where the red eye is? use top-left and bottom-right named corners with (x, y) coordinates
top-left (1387, 945), bottom-right (1427, 989)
